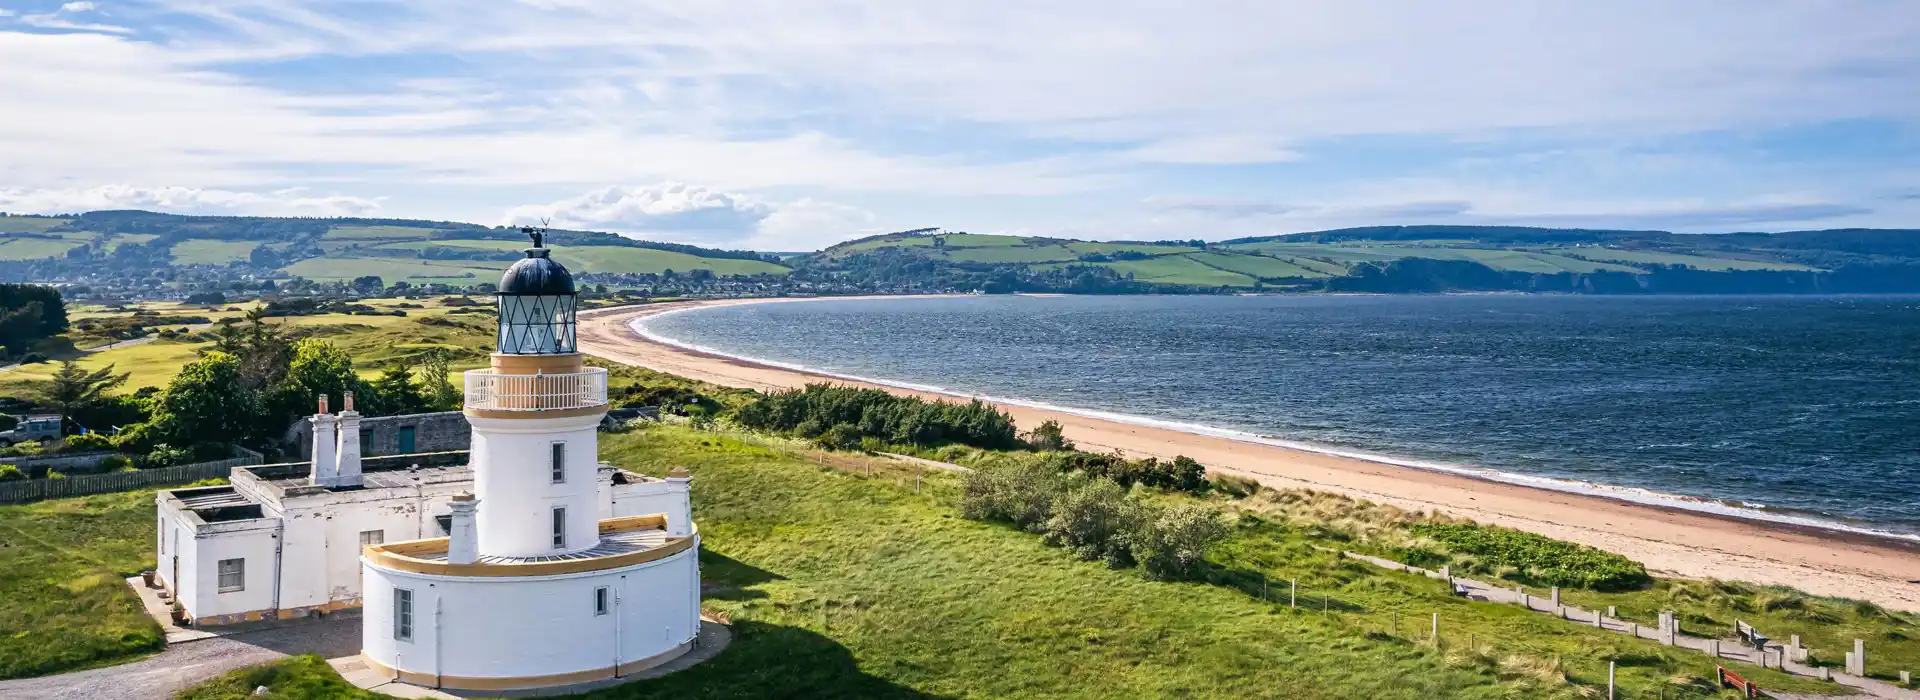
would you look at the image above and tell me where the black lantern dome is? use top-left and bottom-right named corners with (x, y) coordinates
top-left (495, 228), bottom-right (578, 355)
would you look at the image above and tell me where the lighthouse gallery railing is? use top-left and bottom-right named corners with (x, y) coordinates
top-left (463, 368), bottom-right (609, 412)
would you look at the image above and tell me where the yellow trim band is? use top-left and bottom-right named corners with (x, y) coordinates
top-left (364, 514), bottom-right (693, 577)
top-left (360, 640), bottom-right (693, 691)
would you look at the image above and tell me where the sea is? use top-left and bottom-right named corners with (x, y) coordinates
top-left (637, 294), bottom-right (1920, 540)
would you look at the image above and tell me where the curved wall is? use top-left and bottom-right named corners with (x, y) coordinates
top-left (467, 412), bottom-right (606, 558)
top-left (361, 541), bottom-right (701, 689)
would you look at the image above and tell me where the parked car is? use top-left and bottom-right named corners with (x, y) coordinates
top-left (0, 414), bottom-right (62, 446)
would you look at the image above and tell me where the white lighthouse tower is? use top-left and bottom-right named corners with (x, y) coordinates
top-left (359, 230), bottom-right (702, 691)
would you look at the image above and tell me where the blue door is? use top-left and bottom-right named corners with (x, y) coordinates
top-left (397, 426), bottom-right (416, 454)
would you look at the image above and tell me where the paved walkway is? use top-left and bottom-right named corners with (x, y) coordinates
top-left (1343, 552), bottom-right (1920, 699)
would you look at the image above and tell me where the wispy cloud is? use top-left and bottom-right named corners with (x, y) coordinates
top-left (503, 182), bottom-right (877, 250)
top-left (1, 1), bottom-right (1916, 236)
top-left (0, 185), bottom-right (383, 217)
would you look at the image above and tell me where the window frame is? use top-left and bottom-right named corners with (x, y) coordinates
top-left (550, 441), bottom-right (567, 484)
top-left (594, 586), bottom-right (610, 616)
top-left (216, 558), bottom-right (245, 593)
top-left (394, 587), bottom-right (414, 642)
top-left (552, 506), bottom-right (567, 550)
top-left (359, 529), bottom-right (385, 547)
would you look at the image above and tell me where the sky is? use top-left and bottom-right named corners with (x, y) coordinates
top-left (1, 1), bottom-right (1917, 250)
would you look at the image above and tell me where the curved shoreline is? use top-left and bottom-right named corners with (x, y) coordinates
top-left (632, 299), bottom-right (1916, 545)
top-left (580, 297), bottom-right (1920, 611)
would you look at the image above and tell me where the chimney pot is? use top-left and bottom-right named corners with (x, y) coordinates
top-left (317, 394), bottom-right (329, 415)
top-left (342, 391), bottom-right (355, 413)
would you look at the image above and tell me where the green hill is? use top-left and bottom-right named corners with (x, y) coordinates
top-left (802, 225), bottom-right (1920, 293)
top-left (0, 211), bottom-right (789, 286)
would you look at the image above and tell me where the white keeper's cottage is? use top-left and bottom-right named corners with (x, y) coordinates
top-left (155, 231), bottom-right (704, 691)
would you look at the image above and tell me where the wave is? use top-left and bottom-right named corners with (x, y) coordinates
top-left (632, 304), bottom-right (1920, 544)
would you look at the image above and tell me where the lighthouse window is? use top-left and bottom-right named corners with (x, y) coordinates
top-left (394, 588), bottom-right (414, 641)
top-left (216, 558), bottom-right (245, 592)
top-left (550, 442), bottom-right (566, 483)
top-left (552, 506), bottom-right (567, 549)
top-left (594, 587), bottom-right (609, 615)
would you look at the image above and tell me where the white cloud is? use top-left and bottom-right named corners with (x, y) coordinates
top-left (0, 185), bottom-right (384, 217)
top-left (11, 0), bottom-right (129, 33)
top-left (504, 183), bottom-right (876, 250)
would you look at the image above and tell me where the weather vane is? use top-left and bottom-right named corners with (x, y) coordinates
top-left (521, 217), bottom-right (550, 248)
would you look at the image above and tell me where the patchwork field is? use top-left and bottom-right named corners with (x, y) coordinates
top-left (1549, 247), bottom-right (1818, 271)
top-left (170, 240), bottom-right (263, 265)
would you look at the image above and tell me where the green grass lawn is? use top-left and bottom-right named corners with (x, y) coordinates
top-left (0, 338), bottom-right (212, 392)
top-left (942, 244), bottom-right (1083, 264)
top-left (322, 225), bottom-right (440, 241)
top-left (1100, 255), bottom-right (1258, 287)
top-left (170, 424), bottom-right (1847, 698)
top-left (0, 490), bottom-right (163, 679)
top-left (170, 239), bottom-right (263, 265)
top-left (280, 256), bottom-right (509, 283)
top-left (1063, 241), bottom-right (1198, 256)
top-left (1548, 248), bottom-right (1817, 272)
top-left (1186, 251), bottom-right (1332, 279)
top-left (0, 216), bottom-right (70, 234)
top-left (0, 237), bottom-right (88, 260)
top-left (101, 233), bottom-right (159, 252)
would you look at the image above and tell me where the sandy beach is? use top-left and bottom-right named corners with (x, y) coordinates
top-left (579, 297), bottom-right (1920, 612)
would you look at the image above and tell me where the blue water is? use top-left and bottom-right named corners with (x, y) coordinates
top-left (642, 295), bottom-right (1920, 537)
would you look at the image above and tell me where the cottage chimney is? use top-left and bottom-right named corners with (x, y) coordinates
top-left (664, 468), bottom-right (693, 538)
top-left (334, 391), bottom-right (363, 488)
top-left (309, 394), bottom-right (338, 487)
top-left (447, 493), bottom-right (480, 565)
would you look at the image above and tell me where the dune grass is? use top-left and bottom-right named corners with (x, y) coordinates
top-left (0, 490), bottom-right (163, 679)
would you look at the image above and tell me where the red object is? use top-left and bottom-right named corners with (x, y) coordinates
top-left (1717, 666), bottom-right (1760, 698)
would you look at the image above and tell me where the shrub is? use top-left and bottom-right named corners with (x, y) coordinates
top-left (144, 443), bottom-right (193, 469)
top-left (961, 460), bottom-right (1067, 531)
top-left (1209, 474), bottom-right (1261, 499)
top-left (814, 423), bottom-right (864, 451)
top-left (1, 440), bottom-right (46, 457)
top-left (1023, 420), bottom-right (1074, 451)
top-left (738, 384), bottom-right (1019, 450)
top-left (1411, 522), bottom-right (1651, 591)
top-left (1041, 476), bottom-right (1141, 567)
top-left (45, 469), bottom-right (66, 480)
top-left (63, 432), bottom-right (113, 451)
top-left (20, 351), bottom-right (47, 364)
top-left (1132, 504), bottom-right (1227, 580)
top-left (0, 464), bottom-right (23, 481)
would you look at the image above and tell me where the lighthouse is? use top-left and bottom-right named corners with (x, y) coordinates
top-left (358, 230), bottom-right (702, 691)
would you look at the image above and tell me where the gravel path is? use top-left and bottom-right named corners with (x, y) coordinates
top-left (0, 615), bottom-right (361, 700)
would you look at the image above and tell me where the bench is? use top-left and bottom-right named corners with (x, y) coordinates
top-left (1735, 620), bottom-right (1770, 651)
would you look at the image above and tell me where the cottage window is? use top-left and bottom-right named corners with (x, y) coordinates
top-left (550, 442), bottom-right (566, 484)
top-left (594, 586), bottom-right (609, 616)
top-left (217, 558), bottom-right (245, 592)
top-left (359, 530), bottom-right (385, 547)
top-left (552, 506), bottom-right (567, 549)
top-left (394, 588), bottom-right (414, 641)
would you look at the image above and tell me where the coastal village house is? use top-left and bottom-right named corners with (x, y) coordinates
top-left (155, 233), bottom-right (704, 691)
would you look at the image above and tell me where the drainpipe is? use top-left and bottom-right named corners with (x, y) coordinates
top-left (434, 595), bottom-right (444, 688)
top-left (269, 517), bottom-right (285, 617)
top-left (614, 577), bottom-right (624, 676)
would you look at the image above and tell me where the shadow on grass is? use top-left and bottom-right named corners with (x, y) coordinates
top-left (576, 619), bottom-right (953, 699)
top-left (698, 549), bottom-right (782, 602)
